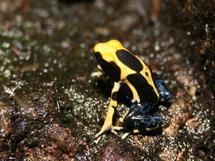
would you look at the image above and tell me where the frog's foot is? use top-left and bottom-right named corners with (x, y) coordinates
top-left (122, 132), bottom-right (130, 139)
top-left (94, 125), bottom-right (124, 143)
top-left (95, 125), bottom-right (123, 138)
top-left (122, 129), bottom-right (140, 139)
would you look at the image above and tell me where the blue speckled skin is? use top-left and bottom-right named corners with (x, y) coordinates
top-left (124, 103), bottom-right (163, 130)
top-left (153, 73), bottom-right (173, 102)
top-left (155, 79), bottom-right (172, 102)
top-left (124, 74), bottom-right (172, 131)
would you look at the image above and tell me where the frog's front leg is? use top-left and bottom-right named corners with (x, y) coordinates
top-left (95, 82), bottom-right (123, 142)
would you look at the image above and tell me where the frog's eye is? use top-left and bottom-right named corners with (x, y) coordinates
top-left (95, 52), bottom-right (121, 82)
top-left (116, 49), bottom-right (143, 72)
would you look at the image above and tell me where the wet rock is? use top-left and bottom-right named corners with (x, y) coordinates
top-left (59, 0), bottom-right (94, 4)
top-left (98, 138), bottom-right (137, 161)
top-left (18, 123), bottom-right (83, 160)
top-left (0, 88), bottom-right (89, 160)
top-left (95, 27), bottom-right (110, 36)
top-left (176, 148), bottom-right (186, 161)
top-left (94, 0), bottom-right (105, 10)
top-left (0, 0), bottom-right (215, 160)
top-left (166, 0), bottom-right (215, 96)
top-left (186, 117), bottom-right (200, 130)
top-left (114, 15), bottom-right (140, 32)
top-left (202, 53), bottom-right (215, 96)
top-left (159, 148), bottom-right (177, 161)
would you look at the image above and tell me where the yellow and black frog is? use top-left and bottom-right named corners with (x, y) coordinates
top-left (93, 40), bottom-right (172, 142)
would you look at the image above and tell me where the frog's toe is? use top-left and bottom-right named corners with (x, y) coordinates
top-left (94, 136), bottom-right (102, 144)
top-left (111, 129), bottom-right (118, 135)
top-left (94, 130), bottom-right (106, 144)
top-left (95, 125), bottom-right (123, 143)
top-left (122, 132), bottom-right (130, 139)
top-left (95, 124), bottom-right (113, 142)
top-left (112, 126), bottom-right (124, 131)
top-left (95, 129), bottom-right (107, 139)
top-left (111, 126), bottom-right (124, 134)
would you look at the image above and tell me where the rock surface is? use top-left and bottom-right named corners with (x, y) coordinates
top-left (0, 0), bottom-right (214, 160)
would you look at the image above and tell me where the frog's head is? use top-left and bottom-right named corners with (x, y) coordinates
top-left (94, 40), bottom-right (124, 53)
top-left (123, 103), bottom-right (163, 131)
top-left (93, 40), bottom-right (125, 62)
top-left (93, 40), bottom-right (127, 82)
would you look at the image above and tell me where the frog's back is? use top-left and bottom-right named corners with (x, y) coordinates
top-left (93, 40), bottom-right (160, 104)
top-left (114, 48), bottom-right (160, 103)
top-left (125, 72), bottom-right (159, 104)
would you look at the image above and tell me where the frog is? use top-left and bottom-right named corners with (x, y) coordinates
top-left (93, 40), bottom-right (172, 142)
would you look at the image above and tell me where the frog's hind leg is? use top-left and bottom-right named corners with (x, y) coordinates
top-left (152, 73), bottom-right (172, 102)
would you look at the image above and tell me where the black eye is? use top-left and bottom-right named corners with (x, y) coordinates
top-left (95, 52), bottom-right (121, 82)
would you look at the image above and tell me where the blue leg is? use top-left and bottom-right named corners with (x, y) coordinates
top-left (123, 103), bottom-right (163, 130)
top-left (152, 73), bottom-right (173, 102)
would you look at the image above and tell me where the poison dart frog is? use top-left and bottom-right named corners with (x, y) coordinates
top-left (93, 40), bottom-right (172, 142)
